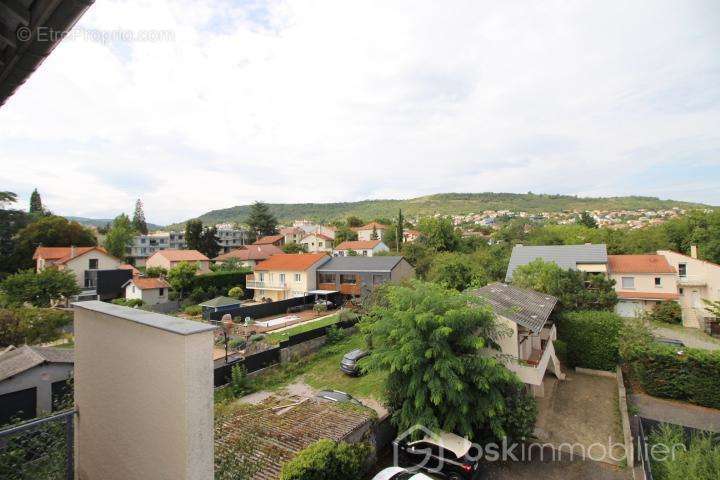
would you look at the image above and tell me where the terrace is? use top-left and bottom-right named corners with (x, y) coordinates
top-left (245, 274), bottom-right (288, 291)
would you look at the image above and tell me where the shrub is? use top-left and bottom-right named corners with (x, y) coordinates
top-left (553, 339), bottom-right (567, 364)
top-left (230, 364), bottom-right (252, 397)
top-left (111, 298), bottom-right (144, 308)
top-left (649, 423), bottom-right (720, 480)
top-left (183, 305), bottom-right (202, 316)
top-left (228, 286), bottom-right (244, 299)
top-left (559, 310), bottom-right (622, 371)
top-left (279, 439), bottom-right (370, 480)
top-left (650, 301), bottom-right (682, 324)
top-left (194, 270), bottom-right (251, 296)
top-left (250, 334), bottom-right (265, 343)
top-left (228, 338), bottom-right (246, 350)
top-left (144, 266), bottom-right (167, 278)
top-left (325, 324), bottom-right (346, 344)
top-left (619, 316), bottom-right (654, 362)
top-left (635, 344), bottom-right (720, 409)
top-left (0, 308), bottom-right (72, 347)
top-left (313, 303), bottom-right (328, 316)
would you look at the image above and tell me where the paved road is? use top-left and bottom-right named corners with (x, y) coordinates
top-left (652, 325), bottom-right (720, 351)
top-left (631, 393), bottom-right (720, 432)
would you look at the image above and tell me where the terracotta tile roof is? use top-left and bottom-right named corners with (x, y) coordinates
top-left (609, 255), bottom-right (676, 274)
top-left (302, 232), bottom-right (334, 241)
top-left (215, 398), bottom-right (373, 480)
top-left (279, 227), bottom-right (303, 236)
top-left (253, 234), bottom-right (284, 245)
top-left (119, 264), bottom-right (141, 276)
top-left (214, 245), bottom-right (282, 261)
top-left (617, 291), bottom-right (680, 301)
top-left (33, 246), bottom-right (112, 264)
top-left (150, 249), bottom-right (209, 262)
top-left (335, 240), bottom-right (382, 250)
top-left (354, 221), bottom-right (389, 231)
top-left (125, 277), bottom-right (170, 290)
top-left (254, 253), bottom-right (329, 271)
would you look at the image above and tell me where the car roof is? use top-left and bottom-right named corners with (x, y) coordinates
top-left (317, 390), bottom-right (352, 400)
top-left (410, 431), bottom-right (473, 458)
top-left (343, 349), bottom-right (367, 360)
top-left (370, 467), bottom-right (406, 480)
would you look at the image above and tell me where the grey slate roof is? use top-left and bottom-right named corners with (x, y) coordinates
top-left (0, 345), bottom-right (74, 382)
top-left (317, 256), bottom-right (405, 273)
top-left (470, 283), bottom-right (557, 334)
top-left (199, 296), bottom-right (242, 308)
top-left (505, 243), bottom-right (608, 281)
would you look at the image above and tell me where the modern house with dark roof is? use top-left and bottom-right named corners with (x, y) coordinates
top-left (0, 345), bottom-right (74, 425)
top-left (505, 243), bottom-right (609, 281)
top-left (316, 256), bottom-right (415, 298)
top-left (470, 283), bottom-right (564, 396)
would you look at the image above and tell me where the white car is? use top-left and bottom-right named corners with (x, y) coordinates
top-left (371, 466), bottom-right (435, 480)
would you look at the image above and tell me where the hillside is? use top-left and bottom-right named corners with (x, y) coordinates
top-left (167, 193), bottom-right (712, 229)
top-left (65, 216), bottom-right (163, 231)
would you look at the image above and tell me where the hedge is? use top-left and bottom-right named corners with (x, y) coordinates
top-left (194, 270), bottom-right (251, 293)
top-left (635, 344), bottom-right (720, 409)
top-left (558, 310), bottom-right (622, 371)
top-left (279, 439), bottom-right (370, 480)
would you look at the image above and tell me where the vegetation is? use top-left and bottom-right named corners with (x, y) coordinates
top-left (167, 262), bottom-right (198, 299)
top-left (0, 308), bottom-right (72, 347)
top-left (279, 439), bottom-right (370, 480)
top-left (132, 198), bottom-right (149, 235)
top-left (559, 310), bottom-right (623, 371)
top-left (104, 213), bottom-right (136, 259)
top-left (144, 266), bottom-right (167, 277)
top-left (361, 280), bottom-right (535, 441)
top-left (648, 423), bottom-right (720, 480)
top-left (263, 313), bottom-right (348, 345)
top-left (228, 286), bottom-right (244, 299)
top-left (229, 364), bottom-right (252, 397)
top-left (425, 251), bottom-right (487, 291)
top-left (246, 201), bottom-right (279, 239)
top-left (649, 301), bottom-right (683, 324)
top-left (282, 242), bottom-right (307, 253)
top-left (185, 219), bottom-right (203, 251)
top-left (183, 304), bottom-right (202, 316)
top-left (111, 298), bottom-right (144, 308)
top-left (1, 269), bottom-right (80, 307)
top-left (29, 189), bottom-right (44, 215)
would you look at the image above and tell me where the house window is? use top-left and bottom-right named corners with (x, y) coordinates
top-left (319, 273), bottom-right (335, 284)
top-left (159, 288), bottom-right (165, 296)
top-left (621, 277), bottom-right (635, 289)
top-left (679, 287), bottom-right (684, 295)
top-left (259, 272), bottom-right (265, 282)
top-left (372, 274), bottom-right (385, 285)
top-left (132, 286), bottom-right (136, 293)
top-left (678, 263), bottom-right (687, 277)
top-left (88, 258), bottom-right (98, 269)
top-left (362, 250), bottom-right (368, 256)
top-left (339, 274), bottom-right (356, 284)
top-left (279, 273), bottom-right (286, 284)
top-left (294, 273), bottom-right (301, 282)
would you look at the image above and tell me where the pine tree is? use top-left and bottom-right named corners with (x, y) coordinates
top-left (200, 226), bottom-right (220, 259)
top-left (246, 201), bottom-right (278, 239)
top-left (132, 199), bottom-right (149, 235)
top-left (185, 219), bottom-right (203, 251)
top-left (396, 209), bottom-right (404, 251)
top-left (29, 189), bottom-right (43, 214)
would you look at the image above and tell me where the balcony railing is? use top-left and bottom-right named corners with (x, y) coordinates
top-left (245, 275), bottom-right (287, 290)
top-left (678, 275), bottom-right (706, 286)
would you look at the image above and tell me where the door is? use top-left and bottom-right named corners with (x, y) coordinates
top-left (616, 300), bottom-right (641, 318)
top-left (691, 290), bottom-right (701, 308)
top-left (0, 387), bottom-right (37, 426)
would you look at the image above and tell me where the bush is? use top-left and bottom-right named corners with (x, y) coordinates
top-left (230, 364), bottom-right (252, 397)
top-left (250, 334), bottom-right (265, 343)
top-left (144, 266), bottom-right (167, 278)
top-left (0, 308), bottom-right (72, 347)
top-left (649, 423), bottom-right (720, 480)
top-left (183, 305), bottom-right (202, 316)
top-left (279, 439), bottom-right (370, 480)
top-left (635, 344), bottom-right (720, 409)
top-left (559, 310), bottom-right (622, 371)
top-left (650, 301), bottom-right (682, 324)
top-left (194, 270), bottom-right (250, 296)
top-left (228, 286), bottom-right (244, 299)
top-left (111, 298), bottom-right (144, 308)
top-left (324, 324), bottom-right (346, 344)
top-left (553, 339), bottom-right (567, 364)
top-left (619, 316), bottom-right (654, 362)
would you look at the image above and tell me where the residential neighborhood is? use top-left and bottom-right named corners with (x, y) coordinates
top-left (1, 1), bottom-right (719, 480)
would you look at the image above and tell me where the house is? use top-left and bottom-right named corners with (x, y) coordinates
top-left (658, 246), bottom-right (720, 329)
top-left (199, 296), bottom-right (243, 318)
top-left (279, 227), bottom-right (305, 245)
top-left (333, 239), bottom-right (390, 257)
top-left (354, 221), bottom-right (389, 241)
top-left (608, 255), bottom-right (679, 318)
top-left (119, 263), bottom-right (141, 276)
top-left (33, 246), bottom-right (124, 297)
top-left (0, 346), bottom-right (74, 425)
top-left (505, 243), bottom-right (608, 281)
top-left (316, 256), bottom-right (415, 298)
top-left (469, 283), bottom-right (564, 397)
top-left (246, 253), bottom-right (330, 301)
top-left (300, 232), bottom-right (334, 253)
top-left (123, 277), bottom-right (171, 306)
top-left (213, 244), bottom-right (282, 267)
top-left (253, 234), bottom-right (285, 247)
top-left (145, 249), bottom-right (211, 274)
top-left (402, 229), bottom-right (421, 243)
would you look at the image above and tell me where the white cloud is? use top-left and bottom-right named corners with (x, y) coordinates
top-left (1, 0), bottom-right (719, 223)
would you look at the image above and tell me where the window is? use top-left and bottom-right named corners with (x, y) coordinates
top-left (294, 273), bottom-right (301, 282)
top-left (88, 258), bottom-right (98, 269)
top-left (678, 263), bottom-right (687, 277)
top-left (319, 273), bottom-right (336, 284)
top-left (621, 277), bottom-right (635, 289)
top-left (159, 288), bottom-right (165, 296)
top-left (279, 273), bottom-right (286, 284)
top-left (339, 274), bottom-right (356, 284)
top-left (679, 287), bottom-right (684, 295)
top-left (372, 274), bottom-right (385, 286)
top-left (259, 272), bottom-right (265, 282)
top-left (362, 250), bottom-right (368, 256)
top-left (654, 277), bottom-right (661, 287)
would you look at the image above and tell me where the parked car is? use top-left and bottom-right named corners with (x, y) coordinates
top-left (394, 431), bottom-right (481, 480)
top-left (315, 299), bottom-right (335, 309)
top-left (314, 390), bottom-right (363, 406)
top-left (654, 336), bottom-right (685, 348)
top-left (371, 467), bottom-right (435, 480)
top-left (340, 348), bottom-right (369, 376)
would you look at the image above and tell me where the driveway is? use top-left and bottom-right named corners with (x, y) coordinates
top-left (652, 324), bottom-right (720, 351)
top-left (631, 393), bottom-right (720, 432)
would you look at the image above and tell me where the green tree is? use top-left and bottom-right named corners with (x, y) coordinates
top-left (144, 266), bottom-right (167, 278)
top-left (395, 209), bottom-right (404, 251)
top-left (246, 201), bottom-right (278, 239)
top-left (362, 280), bottom-right (523, 440)
top-left (345, 216), bottom-right (364, 228)
top-left (0, 192), bottom-right (30, 276)
top-left (1, 269), bottom-right (80, 307)
top-left (200, 226), bottom-right (220, 259)
top-left (703, 299), bottom-right (720, 318)
top-left (12, 216), bottom-right (97, 271)
top-left (104, 213), bottom-right (136, 259)
top-left (185, 219), bottom-right (203, 251)
top-left (370, 225), bottom-right (379, 240)
top-left (426, 252), bottom-right (487, 291)
top-left (333, 227), bottom-right (357, 247)
top-left (132, 199), bottom-right (149, 235)
top-left (167, 261), bottom-right (198, 299)
top-left (0, 308), bottom-right (72, 347)
top-left (282, 242), bottom-right (307, 253)
top-left (417, 217), bottom-right (460, 252)
top-left (578, 211), bottom-right (598, 228)
top-left (280, 439), bottom-right (370, 480)
top-left (228, 286), bottom-right (244, 299)
top-left (29, 189), bottom-right (43, 214)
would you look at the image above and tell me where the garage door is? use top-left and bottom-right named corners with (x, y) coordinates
top-left (0, 387), bottom-right (37, 426)
top-left (616, 300), bottom-right (641, 318)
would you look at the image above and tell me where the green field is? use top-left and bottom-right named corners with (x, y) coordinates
top-left (263, 313), bottom-right (344, 345)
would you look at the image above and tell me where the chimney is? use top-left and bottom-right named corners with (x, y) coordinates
top-left (690, 245), bottom-right (698, 259)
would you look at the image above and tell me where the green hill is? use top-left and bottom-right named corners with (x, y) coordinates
top-left (167, 192), bottom-right (712, 229)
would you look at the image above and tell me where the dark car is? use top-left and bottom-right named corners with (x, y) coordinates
top-left (314, 390), bottom-right (363, 406)
top-left (394, 431), bottom-right (481, 480)
top-left (654, 336), bottom-right (685, 348)
top-left (340, 349), bottom-right (369, 376)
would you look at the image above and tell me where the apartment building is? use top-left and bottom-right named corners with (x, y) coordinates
top-left (215, 224), bottom-right (250, 253)
top-left (127, 231), bottom-right (187, 266)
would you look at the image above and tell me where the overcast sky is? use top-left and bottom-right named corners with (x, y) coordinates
top-left (1, 0), bottom-right (719, 224)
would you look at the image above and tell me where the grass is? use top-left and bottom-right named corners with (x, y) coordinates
top-left (263, 312), bottom-right (349, 345)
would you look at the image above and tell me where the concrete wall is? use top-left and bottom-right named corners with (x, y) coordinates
top-left (73, 301), bottom-right (215, 480)
top-left (390, 259), bottom-right (416, 282)
top-left (0, 363), bottom-right (73, 415)
top-left (495, 315), bottom-right (519, 358)
top-left (659, 250), bottom-right (720, 328)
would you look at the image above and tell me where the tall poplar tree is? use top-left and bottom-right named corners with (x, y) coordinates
top-left (396, 209), bottom-right (404, 251)
top-left (132, 199), bottom-right (149, 234)
top-left (29, 189), bottom-right (43, 214)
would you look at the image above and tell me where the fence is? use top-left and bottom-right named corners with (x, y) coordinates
top-left (0, 409), bottom-right (74, 480)
top-left (206, 295), bottom-right (313, 321)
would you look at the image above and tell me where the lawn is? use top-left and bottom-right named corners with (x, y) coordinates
top-left (263, 311), bottom-right (354, 345)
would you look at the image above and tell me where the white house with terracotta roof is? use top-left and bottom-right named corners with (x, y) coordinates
top-left (334, 240), bottom-right (389, 257)
top-left (608, 254), bottom-right (679, 317)
top-left (279, 227), bottom-right (305, 244)
top-left (659, 246), bottom-right (720, 329)
top-left (123, 277), bottom-right (171, 305)
top-left (402, 229), bottom-right (421, 243)
top-left (145, 249), bottom-right (211, 274)
top-left (33, 246), bottom-right (122, 290)
top-left (213, 244), bottom-right (283, 267)
top-left (354, 222), bottom-right (389, 241)
top-left (246, 253), bottom-right (330, 302)
top-left (300, 232), bottom-right (334, 253)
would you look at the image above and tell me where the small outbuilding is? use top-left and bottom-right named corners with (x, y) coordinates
top-left (199, 296), bottom-right (243, 319)
top-left (123, 277), bottom-right (171, 306)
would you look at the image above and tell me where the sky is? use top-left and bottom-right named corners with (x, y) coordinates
top-left (1, 0), bottom-right (719, 225)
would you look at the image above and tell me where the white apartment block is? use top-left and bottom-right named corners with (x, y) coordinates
top-left (127, 226), bottom-right (248, 265)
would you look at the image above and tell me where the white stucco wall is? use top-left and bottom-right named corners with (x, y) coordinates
top-left (62, 251), bottom-right (122, 287)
